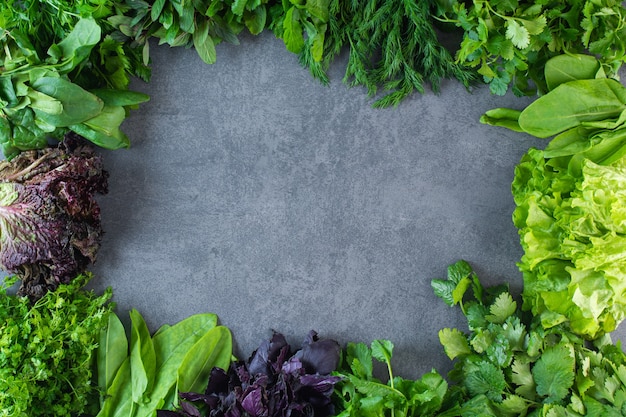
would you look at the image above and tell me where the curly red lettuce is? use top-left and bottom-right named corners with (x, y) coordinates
top-left (0, 133), bottom-right (108, 299)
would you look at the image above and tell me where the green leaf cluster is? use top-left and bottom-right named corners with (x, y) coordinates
top-left (293, 0), bottom-right (476, 108)
top-left (481, 54), bottom-right (626, 339)
top-left (0, 273), bottom-right (113, 417)
top-left (433, 260), bottom-right (626, 416)
top-left (114, 0), bottom-right (271, 65)
top-left (333, 339), bottom-right (449, 416)
top-left (268, 0), bottom-right (329, 63)
top-left (0, 17), bottom-right (149, 159)
top-left (0, 0), bottom-right (150, 90)
top-left (96, 309), bottom-right (233, 417)
top-left (435, 0), bottom-right (626, 96)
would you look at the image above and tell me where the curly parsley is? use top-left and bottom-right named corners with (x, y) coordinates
top-left (0, 273), bottom-right (113, 417)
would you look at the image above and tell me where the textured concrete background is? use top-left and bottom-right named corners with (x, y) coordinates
top-left (87, 31), bottom-right (621, 380)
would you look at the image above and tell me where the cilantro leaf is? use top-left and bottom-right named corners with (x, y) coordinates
top-left (532, 343), bottom-right (575, 403)
top-left (486, 292), bottom-right (517, 324)
top-left (464, 360), bottom-right (507, 402)
top-left (439, 328), bottom-right (471, 360)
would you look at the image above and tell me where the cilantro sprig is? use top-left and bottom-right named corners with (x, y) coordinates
top-left (433, 260), bottom-right (626, 416)
top-left (435, 0), bottom-right (626, 96)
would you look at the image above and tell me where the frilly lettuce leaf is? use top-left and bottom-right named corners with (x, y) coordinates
top-left (0, 133), bottom-right (107, 299)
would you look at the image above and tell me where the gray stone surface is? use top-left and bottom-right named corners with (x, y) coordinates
top-left (87, 31), bottom-right (621, 380)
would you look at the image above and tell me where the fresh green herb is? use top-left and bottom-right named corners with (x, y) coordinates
top-left (268, 0), bottom-right (329, 63)
top-left (481, 54), bottom-right (626, 339)
top-left (0, 272), bottom-right (113, 417)
top-left (433, 260), bottom-right (626, 416)
top-left (97, 310), bottom-right (232, 417)
top-left (114, 0), bottom-right (271, 66)
top-left (0, 18), bottom-right (149, 158)
top-left (291, 0), bottom-right (475, 108)
top-left (0, 0), bottom-right (150, 90)
top-left (333, 339), bottom-right (449, 416)
top-left (161, 331), bottom-right (341, 417)
top-left (435, 0), bottom-right (626, 96)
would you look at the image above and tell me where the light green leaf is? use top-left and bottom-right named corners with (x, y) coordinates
top-left (96, 358), bottom-right (133, 417)
top-left (533, 344), bottom-right (575, 403)
top-left (231, 0), bottom-right (248, 16)
top-left (518, 79), bottom-right (626, 138)
top-left (30, 77), bottom-right (103, 126)
top-left (545, 54), bottom-right (603, 92)
top-left (480, 107), bottom-right (523, 132)
top-left (371, 339), bottom-right (394, 366)
top-left (69, 105), bottom-right (130, 149)
top-left (283, 7), bottom-right (304, 54)
top-left (98, 312), bottom-right (129, 394)
top-left (486, 292), bottom-right (517, 324)
top-left (130, 308), bottom-right (156, 403)
top-left (177, 326), bottom-right (233, 393)
top-left (505, 20), bottom-right (530, 49)
top-left (90, 89), bottom-right (150, 107)
top-left (244, 7), bottom-right (267, 35)
top-left (439, 328), bottom-right (470, 360)
top-left (151, 0), bottom-right (167, 21)
top-left (133, 313), bottom-right (218, 417)
top-left (305, 0), bottom-right (329, 22)
top-left (50, 18), bottom-right (101, 71)
top-left (193, 21), bottom-right (216, 64)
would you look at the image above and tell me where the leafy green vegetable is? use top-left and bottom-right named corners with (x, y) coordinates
top-left (0, 272), bottom-right (113, 417)
top-left (115, 0), bottom-right (271, 66)
top-left (433, 260), bottom-right (626, 416)
top-left (288, 0), bottom-right (475, 108)
top-left (480, 55), bottom-right (626, 339)
top-left (435, 0), bottom-right (626, 96)
top-left (97, 310), bottom-right (232, 417)
top-left (333, 338), bottom-right (449, 416)
top-left (98, 312), bottom-right (128, 399)
top-left (0, 136), bottom-right (108, 300)
top-left (163, 330), bottom-right (340, 417)
top-left (0, 17), bottom-right (149, 158)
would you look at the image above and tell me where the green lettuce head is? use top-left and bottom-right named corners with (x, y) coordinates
top-left (514, 149), bottom-right (626, 339)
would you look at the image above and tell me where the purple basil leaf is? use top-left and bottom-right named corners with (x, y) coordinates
top-left (248, 332), bottom-right (288, 377)
top-left (294, 331), bottom-right (341, 375)
top-left (205, 367), bottom-right (230, 395)
top-left (241, 386), bottom-right (266, 416)
top-left (180, 401), bottom-right (202, 417)
top-left (156, 412), bottom-right (182, 417)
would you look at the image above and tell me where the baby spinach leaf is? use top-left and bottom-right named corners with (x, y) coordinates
top-left (30, 77), bottom-right (103, 126)
top-left (70, 105), bottom-right (131, 150)
top-left (49, 17), bottom-right (101, 73)
top-left (518, 79), bottom-right (626, 138)
top-left (133, 314), bottom-right (224, 417)
top-left (544, 54), bottom-right (605, 92)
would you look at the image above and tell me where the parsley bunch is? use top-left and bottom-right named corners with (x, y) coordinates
top-left (0, 273), bottom-right (113, 417)
top-left (435, 0), bottom-right (626, 96)
top-left (433, 261), bottom-right (626, 416)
